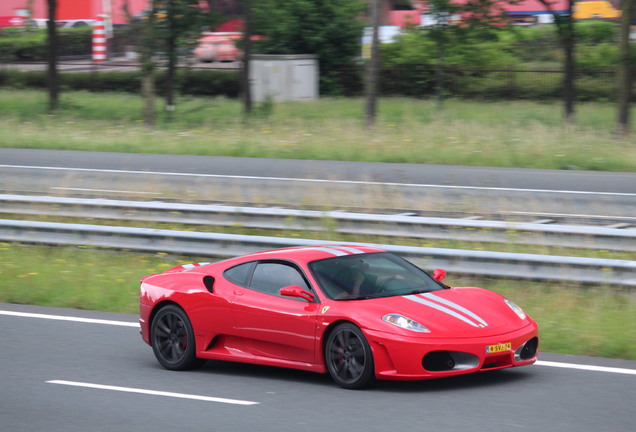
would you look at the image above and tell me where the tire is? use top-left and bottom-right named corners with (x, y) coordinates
top-left (151, 305), bottom-right (204, 371)
top-left (325, 323), bottom-right (375, 389)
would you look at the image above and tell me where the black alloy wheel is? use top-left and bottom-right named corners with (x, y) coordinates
top-left (151, 305), bottom-right (204, 370)
top-left (325, 323), bottom-right (375, 389)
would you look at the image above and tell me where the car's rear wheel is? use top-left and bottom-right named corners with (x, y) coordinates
top-left (325, 323), bottom-right (375, 389)
top-left (151, 305), bottom-right (204, 370)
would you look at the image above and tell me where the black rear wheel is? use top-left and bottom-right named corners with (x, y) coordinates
top-left (151, 305), bottom-right (204, 370)
top-left (325, 323), bottom-right (375, 389)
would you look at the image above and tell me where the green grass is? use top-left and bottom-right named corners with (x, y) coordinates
top-left (1, 243), bottom-right (634, 360)
top-left (484, 280), bottom-right (636, 361)
top-left (0, 89), bottom-right (635, 171)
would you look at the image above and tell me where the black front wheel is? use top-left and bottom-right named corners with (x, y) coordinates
top-left (151, 305), bottom-right (204, 371)
top-left (325, 323), bottom-right (375, 389)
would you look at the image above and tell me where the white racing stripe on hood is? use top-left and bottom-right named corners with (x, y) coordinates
top-left (422, 293), bottom-right (489, 327)
top-left (404, 295), bottom-right (481, 328)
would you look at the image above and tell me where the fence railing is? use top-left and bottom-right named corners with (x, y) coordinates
top-left (330, 66), bottom-right (624, 100)
top-left (2, 59), bottom-right (630, 101)
top-left (1, 194), bottom-right (634, 252)
top-left (1, 218), bottom-right (634, 286)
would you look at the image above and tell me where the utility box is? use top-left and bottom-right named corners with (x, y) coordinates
top-left (249, 54), bottom-right (319, 102)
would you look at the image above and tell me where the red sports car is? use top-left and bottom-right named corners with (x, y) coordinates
top-left (139, 245), bottom-right (538, 389)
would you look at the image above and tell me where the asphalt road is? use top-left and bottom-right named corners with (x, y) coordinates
top-left (1, 148), bottom-right (635, 217)
top-left (1, 148), bottom-right (635, 192)
top-left (1, 303), bottom-right (635, 432)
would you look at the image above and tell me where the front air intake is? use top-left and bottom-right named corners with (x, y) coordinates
top-left (423, 351), bottom-right (479, 372)
top-left (515, 337), bottom-right (539, 361)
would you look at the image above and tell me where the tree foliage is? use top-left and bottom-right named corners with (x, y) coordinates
top-left (139, 0), bottom-right (220, 123)
top-left (251, 0), bottom-right (366, 95)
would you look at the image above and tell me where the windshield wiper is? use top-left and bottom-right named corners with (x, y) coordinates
top-left (349, 295), bottom-right (376, 300)
top-left (407, 289), bottom-right (431, 295)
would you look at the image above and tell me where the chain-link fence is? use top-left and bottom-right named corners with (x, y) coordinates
top-left (328, 66), bottom-right (627, 101)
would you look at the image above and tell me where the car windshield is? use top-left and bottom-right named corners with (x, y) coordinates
top-left (308, 252), bottom-right (445, 300)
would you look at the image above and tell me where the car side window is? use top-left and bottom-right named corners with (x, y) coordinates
top-left (250, 262), bottom-right (310, 297)
top-left (224, 261), bottom-right (256, 286)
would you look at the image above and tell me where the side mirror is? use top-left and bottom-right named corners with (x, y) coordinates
top-left (433, 268), bottom-right (447, 282)
top-left (280, 285), bottom-right (315, 302)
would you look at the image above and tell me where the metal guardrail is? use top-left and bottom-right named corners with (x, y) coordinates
top-left (1, 194), bottom-right (634, 252)
top-left (1, 219), bottom-right (635, 287)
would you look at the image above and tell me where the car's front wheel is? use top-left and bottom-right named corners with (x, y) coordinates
top-left (325, 323), bottom-right (375, 389)
top-left (151, 305), bottom-right (204, 370)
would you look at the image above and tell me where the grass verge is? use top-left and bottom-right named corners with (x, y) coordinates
top-left (0, 89), bottom-right (635, 172)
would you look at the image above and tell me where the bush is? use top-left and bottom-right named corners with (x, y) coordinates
top-left (0, 70), bottom-right (47, 88)
top-left (0, 32), bottom-right (47, 61)
top-left (0, 28), bottom-right (91, 61)
top-left (577, 43), bottom-right (618, 69)
top-left (575, 21), bottom-right (617, 44)
top-left (176, 70), bottom-right (239, 97)
top-left (0, 68), bottom-right (240, 98)
top-left (63, 71), bottom-right (143, 93)
top-left (57, 28), bottom-right (93, 57)
top-left (381, 27), bottom-right (521, 70)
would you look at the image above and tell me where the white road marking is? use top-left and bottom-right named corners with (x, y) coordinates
top-left (51, 187), bottom-right (163, 195)
top-left (47, 380), bottom-right (259, 405)
top-left (509, 211), bottom-right (636, 221)
top-left (2, 164), bottom-right (635, 197)
top-left (3, 309), bottom-right (635, 376)
top-left (0, 310), bottom-right (139, 327)
top-left (536, 360), bottom-right (636, 376)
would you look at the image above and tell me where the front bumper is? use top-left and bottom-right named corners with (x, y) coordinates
top-left (364, 324), bottom-right (539, 381)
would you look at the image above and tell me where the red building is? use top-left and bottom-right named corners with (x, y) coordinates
top-left (0, 0), bottom-right (149, 25)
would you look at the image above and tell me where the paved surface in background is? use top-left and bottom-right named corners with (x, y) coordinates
top-left (1, 148), bottom-right (635, 192)
top-left (1, 149), bottom-right (634, 217)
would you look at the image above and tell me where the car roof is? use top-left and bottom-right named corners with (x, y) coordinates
top-left (240, 245), bottom-right (386, 265)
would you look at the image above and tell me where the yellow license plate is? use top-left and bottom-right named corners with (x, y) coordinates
top-left (486, 342), bottom-right (511, 353)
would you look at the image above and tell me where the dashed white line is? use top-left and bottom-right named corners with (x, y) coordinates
top-left (51, 187), bottom-right (163, 195)
top-left (509, 211), bottom-right (636, 222)
top-left (0, 310), bottom-right (139, 327)
top-left (536, 360), bottom-right (636, 376)
top-left (47, 380), bottom-right (259, 405)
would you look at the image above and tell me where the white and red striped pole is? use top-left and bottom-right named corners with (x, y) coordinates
top-left (92, 16), bottom-right (107, 62)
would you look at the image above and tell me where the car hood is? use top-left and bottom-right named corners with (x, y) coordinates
top-left (352, 287), bottom-right (532, 337)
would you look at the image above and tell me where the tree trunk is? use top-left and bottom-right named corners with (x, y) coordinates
top-left (140, 1), bottom-right (157, 127)
top-left (242, 0), bottom-right (253, 115)
top-left (562, 1), bottom-right (576, 123)
top-left (435, 28), bottom-right (446, 112)
top-left (537, 0), bottom-right (576, 123)
top-left (165, 0), bottom-right (177, 121)
top-left (46, 0), bottom-right (59, 111)
top-left (364, 0), bottom-right (381, 128)
top-left (617, 0), bottom-right (634, 136)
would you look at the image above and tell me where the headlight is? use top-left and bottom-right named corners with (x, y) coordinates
top-left (382, 313), bottom-right (431, 333)
top-left (504, 299), bottom-right (526, 320)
